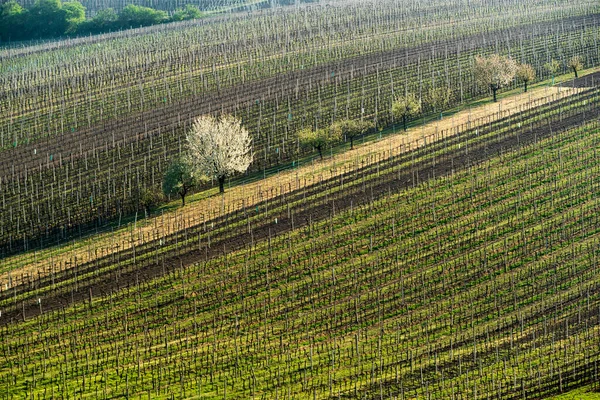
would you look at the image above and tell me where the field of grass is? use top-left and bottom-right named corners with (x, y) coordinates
top-left (549, 387), bottom-right (600, 399)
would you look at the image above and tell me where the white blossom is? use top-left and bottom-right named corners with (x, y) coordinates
top-left (474, 54), bottom-right (517, 101)
top-left (186, 115), bottom-right (253, 192)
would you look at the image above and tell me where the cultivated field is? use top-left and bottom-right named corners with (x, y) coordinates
top-left (1, 0), bottom-right (599, 254)
top-left (2, 86), bottom-right (600, 398)
top-left (1, 0), bottom-right (600, 398)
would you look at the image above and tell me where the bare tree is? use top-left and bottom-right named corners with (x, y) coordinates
top-left (568, 56), bottom-right (584, 78)
top-left (516, 63), bottom-right (536, 92)
top-left (392, 93), bottom-right (421, 131)
top-left (474, 54), bottom-right (517, 102)
top-left (186, 115), bottom-right (252, 193)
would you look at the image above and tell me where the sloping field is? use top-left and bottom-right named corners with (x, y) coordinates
top-left (1, 2), bottom-right (598, 254)
top-left (1, 80), bottom-right (597, 320)
top-left (0, 79), bottom-right (585, 282)
top-left (1, 102), bottom-right (599, 398)
top-left (2, 2), bottom-right (600, 398)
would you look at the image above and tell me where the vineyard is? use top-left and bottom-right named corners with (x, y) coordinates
top-left (1, 0), bottom-right (600, 254)
top-left (1, 75), bottom-right (599, 398)
top-left (2, 0), bottom-right (600, 398)
top-left (11, 0), bottom-right (273, 15)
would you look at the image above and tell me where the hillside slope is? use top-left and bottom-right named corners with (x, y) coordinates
top-left (1, 103), bottom-right (599, 398)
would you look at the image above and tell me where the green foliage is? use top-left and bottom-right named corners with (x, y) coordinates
top-left (63, 1), bottom-right (86, 33)
top-left (426, 86), bottom-right (453, 114)
top-left (0, 0), bottom-right (88, 40)
top-left (515, 63), bottom-right (536, 92)
top-left (162, 158), bottom-right (197, 206)
top-left (80, 7), bottom-right (118, 33)
top-left (298, 127), bottom-right (341, 159)
top-left (0, 0), bottom-right (205, 41)
top-left (118, 4), bottom-right (168, 28)
top-left (546, 386), bottom-right (599, 400)
top-left (544, 59), bottom-right (561, 76)
top-left (133, 187), bottom-right (162, 214)
top-left (28, 0), bottom-right (68, 38)
top-left (0, 0), bottom-right (27, 41)
top-left (331, 119), bottom-right (373, 149)
top-left (392, 93), bottom-right (421, 130)
top-left (172, 4), bottom-right (204, 21)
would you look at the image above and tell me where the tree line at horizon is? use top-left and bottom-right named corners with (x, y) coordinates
top-left (0, 0), bottom-right (205, 42)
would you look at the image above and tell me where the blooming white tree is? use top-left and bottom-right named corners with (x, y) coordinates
top-left (186, 114), bottom-right (252, 193)
top-left (474, 54), bottom-right (517, 102)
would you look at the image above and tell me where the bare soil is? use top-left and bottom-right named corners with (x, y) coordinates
top-left (558, 71), bottom-right (600, 88)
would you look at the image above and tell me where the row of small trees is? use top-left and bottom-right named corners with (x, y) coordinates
top-left (475, 54), bottom-right (584, 101)
top-left (162, 113), bottom-right (376, 205)
top-left (297, 84), bottom-right (455, 161)
top-left (163, 53), bottom-right (586, 205)
top-left (297, 92), bottom-right (424, 161)
top-left (300, 52), bottom-right (585, 161)
top-left (162, 114), bottom-right (374, 205)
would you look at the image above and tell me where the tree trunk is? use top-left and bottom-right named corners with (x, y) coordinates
top-left (402, 115), bottom-right (407, 131)
top-left (524, 81), bottom-right (528, 92)
top-left (492, 86), bottom-right (498, 102)
top-left (350, 136), bottom-right (354, 150)
top-left (179, 187), bottom-right (187, 207)
top-left (218, 176), bottom-right (226, 193)
top-left (317, 145), bottom-right (323, 160)
top-left (573, 67), bottom-right (578, 78)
